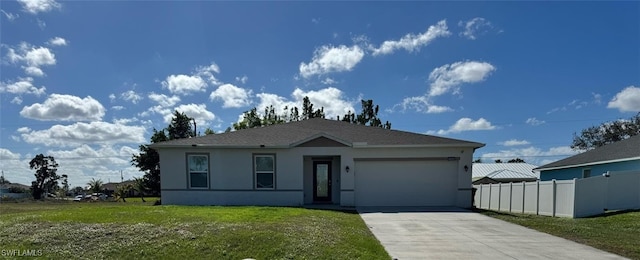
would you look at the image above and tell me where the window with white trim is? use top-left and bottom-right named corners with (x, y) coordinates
top-left (582, 168), bottom-right (591, 178)
top-left (254, 154), bottom-right (275, 189)
top-left (187, 154), bottom-right (209, 188)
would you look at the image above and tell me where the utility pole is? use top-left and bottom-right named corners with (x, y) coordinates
top-left (121, 170), bottom-right (123, 183)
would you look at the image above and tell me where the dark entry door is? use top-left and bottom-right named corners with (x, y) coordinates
top-left (313, 161), bottom-right (332, 202)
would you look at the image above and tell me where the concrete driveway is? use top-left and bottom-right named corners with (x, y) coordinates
top-left (358, 207), bottom-right (626, 260)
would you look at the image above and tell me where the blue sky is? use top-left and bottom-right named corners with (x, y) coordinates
top-left (1, 1), bottom-right (639, 187)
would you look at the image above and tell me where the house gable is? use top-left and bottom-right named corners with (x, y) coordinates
top-left (294, 136), bottom-right (350, 147)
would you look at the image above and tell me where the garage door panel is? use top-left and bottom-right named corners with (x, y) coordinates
top-left (355, 160), bottom-right (457, 207)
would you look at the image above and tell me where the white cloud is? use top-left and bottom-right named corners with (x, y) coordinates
top-left (607, 86), bottom-right (640, 112)
top-left (17, 0), bottom-right (61, 14)
top-left (0, 148), bottom-right (33, 186)
top-left (299, 45), bottom-right (365, 78)
top-left (235, 75), bottom-right (248, 84)
top-left (428, 61), bottom-right (495, 97)
top-left (111, 106), bottom-right (125, 111)
top-left (481, 146), bottom-right (578, 166)
top-left (459, 17), bottom-right (493, 40)
top-left (321, 78), bottom-right (336, 85)
top-left (370, 20), bottom-right (451, 56)
top-left (1, 10), bottom-right (19, 21)
top-left (24, 46), bottom-right (56, 66)
top-left (428, 117), bottom-right (496, 135)
top-left (195, 63), bottom-right (221, 85)
top-left (20, 122), bottom-right (146, 147)
top-left (148, 92), bottom-right (180, 107)
top-left (499, 139), bottom-right (531, 146)
top-left (210, 83), bottom-right (253, 108)
top-left (0, 77), bottom-right (46, 96)
top-left (24, 66), bottom-right (44, 76)
top-left (120, 90), bottom-right (143, 104)
top-left (166, 104), bottom-right (216, 126)
top-left (393, 96), bottom-right (454, 114)
top-left (4, 43), bottom-right (56, 76)
top-left (162, 74), bottom-right (207, 95)
top-left (20, 94), bottom-right (105, 121)
top-left (255, 87), bottom-right (355, 120)
top-left (108, 94), bottom-right (116, 102)
top-left (48, 37), bottom-right (67, 46)
top-left (526, 117), bottom-right (545, 126)
top-left (11, 96), bottom-right (23, 104)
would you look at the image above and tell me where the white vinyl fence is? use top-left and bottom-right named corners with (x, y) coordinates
top-left (473, 170), bottom-right (640, 218)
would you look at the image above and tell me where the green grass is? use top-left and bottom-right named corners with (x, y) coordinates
top-left (477, 209), bottom-right (640, 260)
top-left (0, 200), bottom-right (389, 259)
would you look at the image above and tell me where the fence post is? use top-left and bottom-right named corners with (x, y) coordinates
top-left (552, 179), bottom-right (557, 217)
top-left (498, 183), bottom-right (502, 211)
top-left (536, 180), bottom-right (540, 215)
top-left (488, 183), bottom-right (491, 210)
top-left (521, 181), bottom-right (526, 214)
top-left (572, 178), bottom-right (577, 218)
top-left (509, 182), bottom-right (513, 213)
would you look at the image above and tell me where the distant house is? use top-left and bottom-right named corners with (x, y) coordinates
top-left (151, 118), bottom-right (485, 207)
top-left (472, 163), bottom-right (538, 185)
top-left (0, 182), bottom-right (31, 199)
top-left (102, 180), bottom-right (138, 196)
top-left (536, 135), bottom-right (640, 181)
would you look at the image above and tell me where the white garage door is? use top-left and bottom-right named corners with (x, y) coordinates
top-left (354, 160), bottom-right (458, 207)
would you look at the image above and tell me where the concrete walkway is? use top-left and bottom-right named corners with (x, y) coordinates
top-left (358, 207), bottom-right (626, 260)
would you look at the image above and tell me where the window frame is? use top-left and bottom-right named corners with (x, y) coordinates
top-left (186, 153), bottom-right (210, 189)
top-left (253, 154), bottom-right (276, 190)
top-left (582, 168), bottom-right (591, 178)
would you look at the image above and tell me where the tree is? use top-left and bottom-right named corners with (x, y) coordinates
top-left (60, 174), bottom-right (69, 196)
top-left (71, 186), bottom-right (84, 195)
top-left (204, 127), bottom-right (215, 135)
top-left (571, 112), bottom-right (640, 150)
top-left (507, 158), bottom-right (526, 163)
top-left (87, 178), bottom-right (104, 193)
top-left (342, 99), bottom-right (391, 129)
top-left (494, 159), bottom-right (503, 163)
top-left (133, 111), bottom-right (196, 196)
top-left (473, 159), bottom-right (482, 163)
top-left (167, 110), bottom-right (195, 140)
top-left (0, 175), bottom-right (9, 184)
top-left (233, 108), bottom-right (263, 130)
top-left (132, 129), bottom-right (166, 196)
top-left (29, 154), bottom-right (60, 200)
top-left (132, 177), bottom-right (147, 202)
top-left (114, 183), bottom-right (132, 202)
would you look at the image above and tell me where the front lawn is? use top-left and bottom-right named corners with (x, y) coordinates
top-left (478, 209), bottom-right (640, 259)
top-left (0, 200), bottom-right (389, 259)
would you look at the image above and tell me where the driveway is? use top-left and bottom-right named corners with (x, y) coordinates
top-left (358, 207), bottom-right (626, 260)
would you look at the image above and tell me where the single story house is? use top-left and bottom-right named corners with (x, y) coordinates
top-left (152, 118), bottom-right (484, 207)
top-left (472, 163), bottom-right (538, 185)
top-left (536, 134), bottom-right (640, 181)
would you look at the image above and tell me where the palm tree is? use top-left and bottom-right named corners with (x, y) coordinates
top-left (132, 177), bottom-right (147, 202)
top-left (87, 178), bottom-right (103, 194)
top-left (114, 183), bottom-right (132, 202)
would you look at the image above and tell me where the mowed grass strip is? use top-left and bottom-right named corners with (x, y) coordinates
top-left (478, 209), bottom-right (640, 260)
top-left (0, 201), bottom-right (389, 259)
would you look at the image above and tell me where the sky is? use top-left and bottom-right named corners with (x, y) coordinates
top-left (1, 1), bottom-right (639, 188)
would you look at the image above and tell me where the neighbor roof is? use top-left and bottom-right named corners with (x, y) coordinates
top-left (152, 118), bottom-right (485, 149)
top-left (535, 134), bottom-right (640, 171)
top-left (472, 163), bottom-right (538, 179)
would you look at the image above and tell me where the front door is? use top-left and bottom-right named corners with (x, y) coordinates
top-left (313, 161), bottom-right (332, 202)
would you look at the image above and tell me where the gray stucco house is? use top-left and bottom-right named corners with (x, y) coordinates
top-left (151, 118), bottom-right (484, 207)
top-left (536, 134), bottom-right (640, 180)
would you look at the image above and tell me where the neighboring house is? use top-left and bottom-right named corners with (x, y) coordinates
top-left (536, 134), bottom-right (640, 181)
top-left (152, 118), bottom-right (485, 207)
top-left (0, 182), bottom-right (31, 199)
top-left (472, 163), bottom-right (538, 185)
top-left (102, 180), bottom-right (138, 197)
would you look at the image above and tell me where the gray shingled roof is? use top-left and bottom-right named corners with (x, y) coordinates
top-left (536, 134), bottom-right (640, 170)
top-left (152, 118), bottom-right (485, 148)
